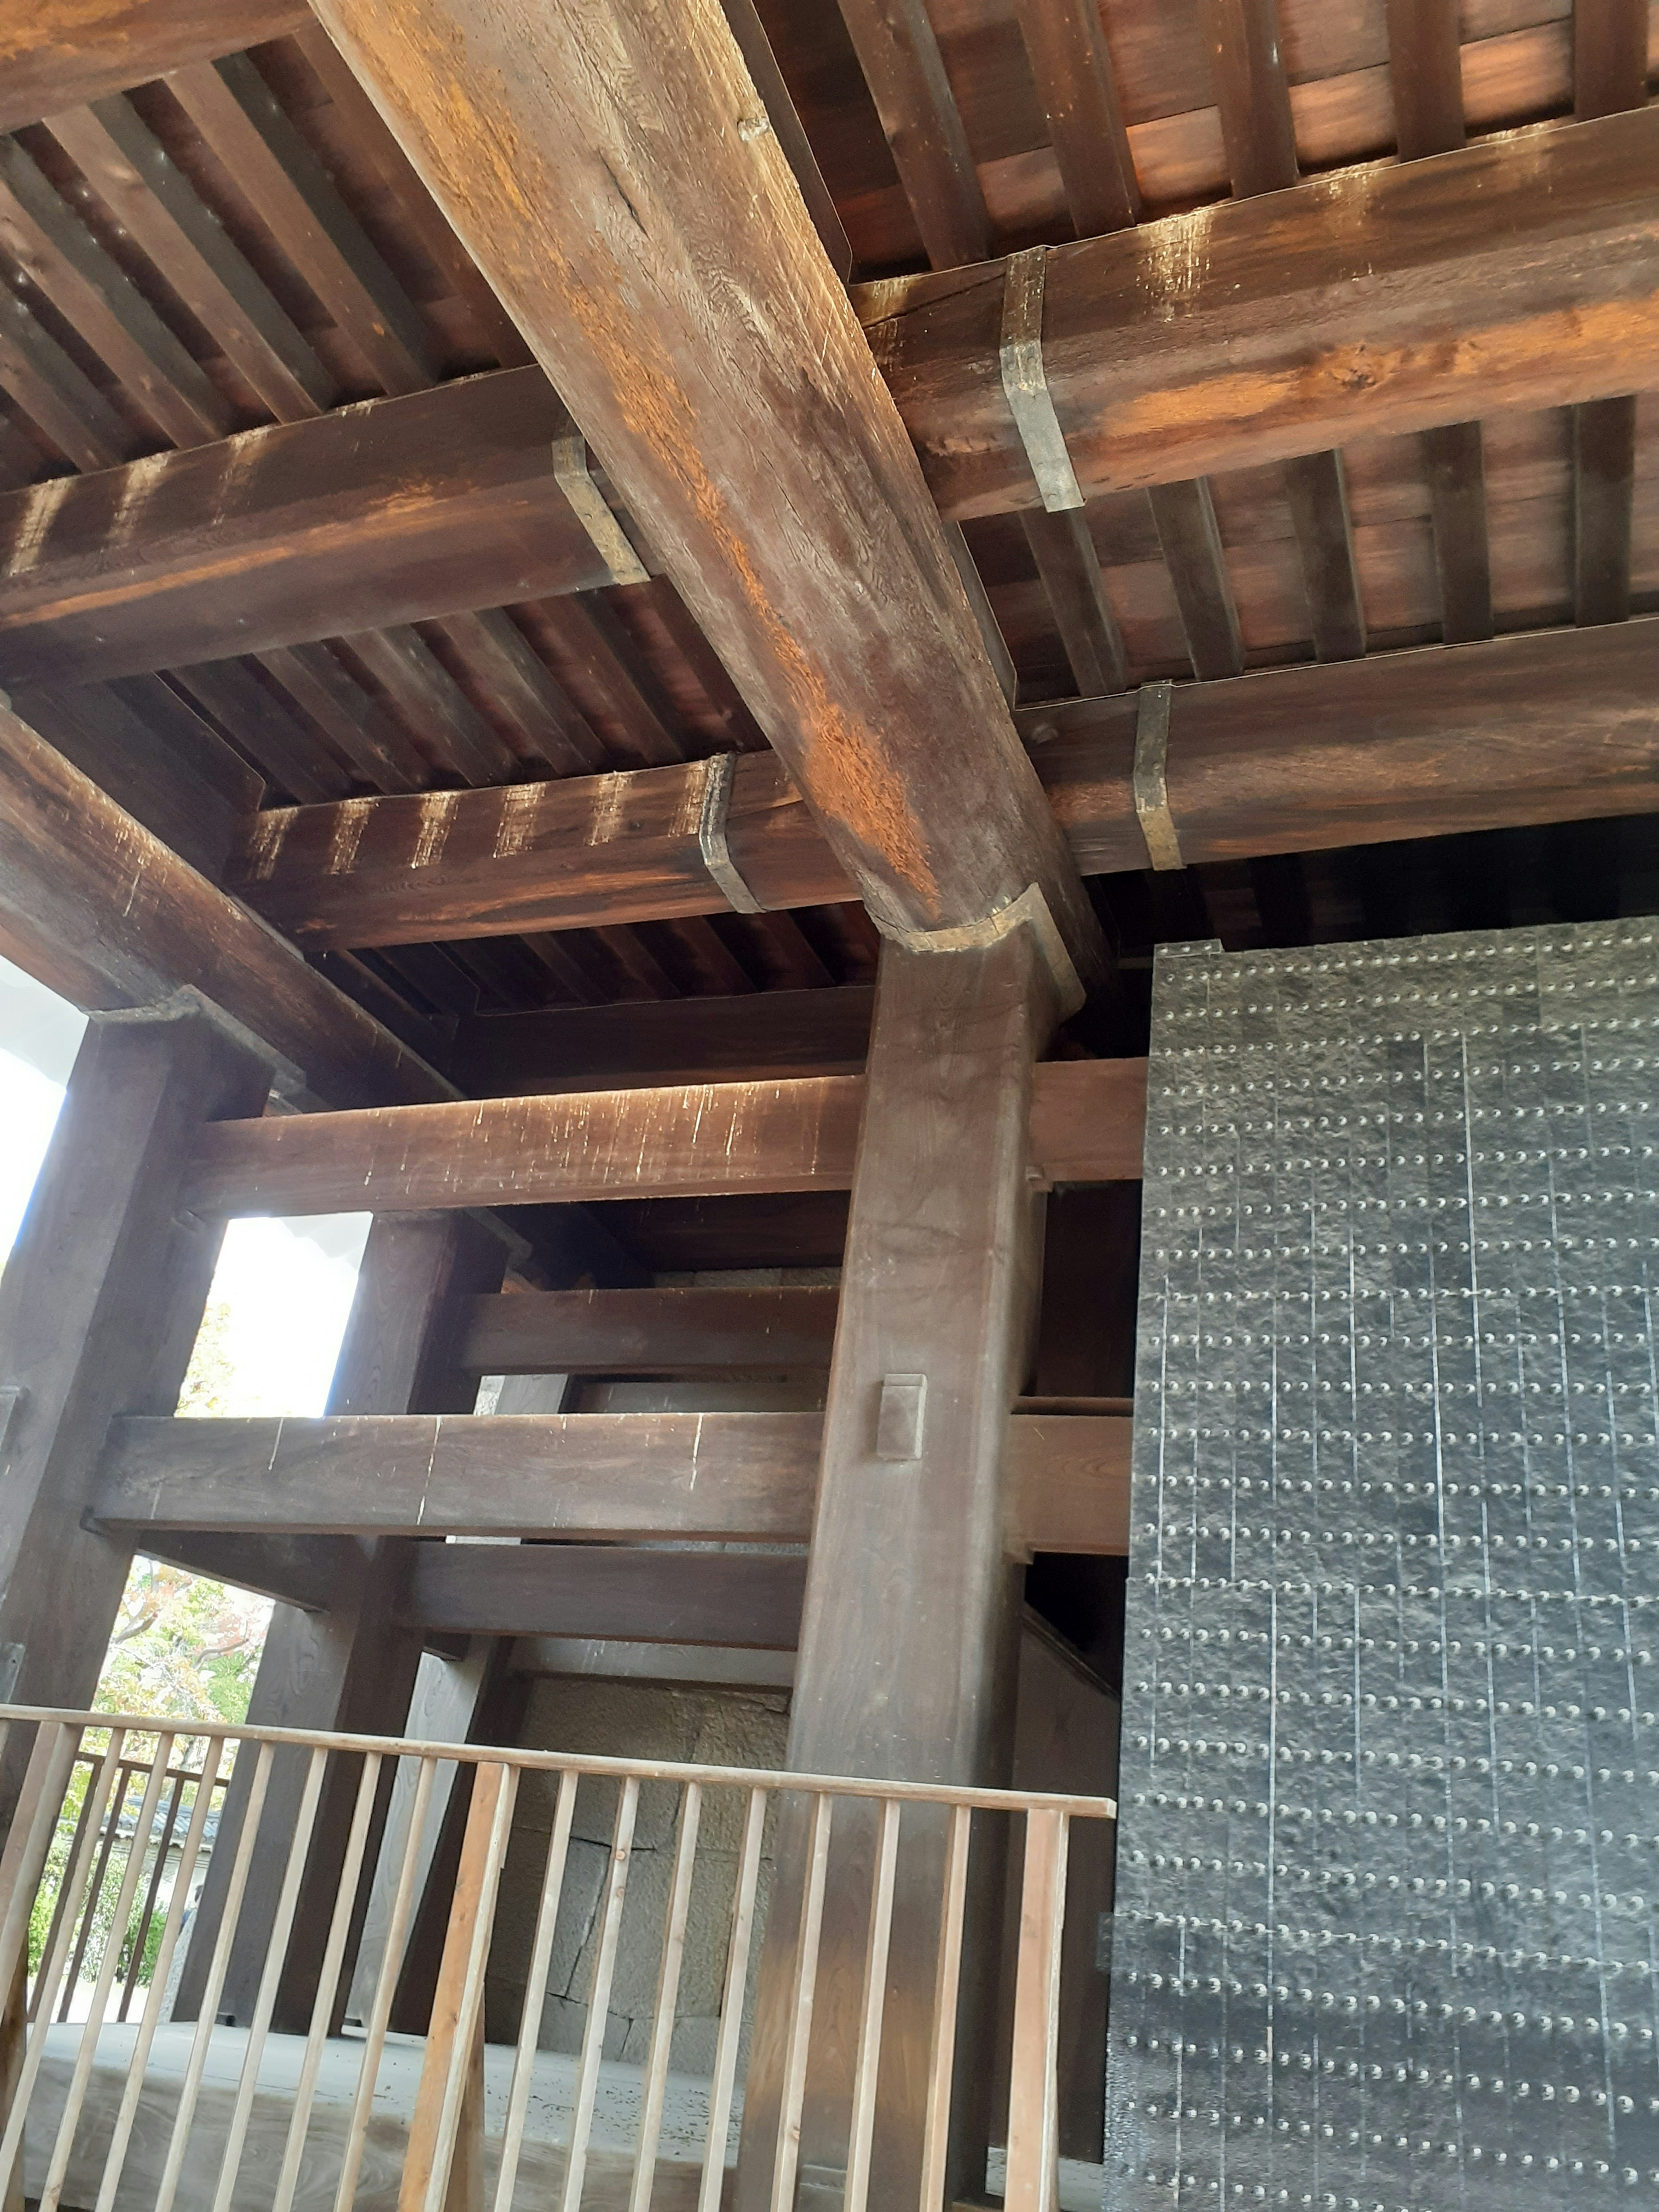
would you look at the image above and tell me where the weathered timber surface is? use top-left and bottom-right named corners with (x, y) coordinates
top-left (0, 1), bottom-right (309, 133)
top-left (858, 109), bottom-right (1659, 520)
top-left (1025, 619), bottom-right (1659, 874)
top-left (0, 372), bottom-right (615, 689)
top-left (458, 1284), bottom-right (842, 1374)
top-left (454, 985), bottom-right (875, 1096)
top-left (0, 702), bottom-right (450, 1108)
top-left (228, 752), bottom-right (853, 947)
top-left (179, 1058), bottom-right (1149, 1213)
top-left (231, 617), bottom-right (1659, 946)
top-left (94, 1410), bottom-right (1131, 1552)
top-left (403, 1544), bottom-right (811, 1646)
top-left (309, 0), bottom-right (1103, 983)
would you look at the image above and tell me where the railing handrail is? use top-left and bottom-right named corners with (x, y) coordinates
top-left (0, 1704), bottom-right (1117, 1819)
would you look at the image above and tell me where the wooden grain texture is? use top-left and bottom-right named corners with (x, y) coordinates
top-left (859, 109), bottom-right (1659, 520)
top-left (0, 1011), bottom-right (267, 1771)
top-left (226, 750), bottom-right (853, 948)
top-left (1020, 511), bottom-right (1127, 696)
top-left (0, 371), bottom-right (613, 690)
top-left (1009, 0), bottom-right (1138, 238)
top-left (0, 2), bottom-right (310, 133)
top-left (458, 1285), bottom-right (842, 1374)
top-left (453, 985), bottom-right (876, 1095)
top-left (1146, 478), bottom-right (1243, 680)
top-left (404, 1545), bottom-right (810, 1646)
top-left (94, 1408), bottom-right (1131, 1553)
top-left (1027, 617), bottom-right (1659, 875)
top-left (0, 701), bottom-right (450, 1108)
top-left (180, 1057), bottom-right (1149, 1213)
top-left (308, 0), bottom-right (1103, 983)
top-left (833, 0), bottom-right (989, 270)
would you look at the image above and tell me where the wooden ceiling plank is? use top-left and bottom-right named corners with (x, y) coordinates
top-left (524, 595), bottom-right (688, 771)
top-left (0, 2), bottom-right (311, 136)
top-left (513, 931), bottom-right (608, 1008)
top-left (1020, 507), bottom-right (1128, 696)
top-left (341, 623), bottom-right (521, 785)
top-left (287, 18), bottom-right (536, 372)
top-left (45, 98), bottom-right (335, 425)
top-left (638, 578), bottom-right (769, 753)
top-left (168, 656), bottom-right (358, 804)
top-left (311, 0), bottom-right (1102, 988)
top-left (1009, 0), bottom-right (1140, 238)
top-left (0, 369), bottom-right (614, 690)
top-left (586, 925), bottom-right (686, 1003)
top-left (0, 288), bottom-right (140, 469)
top-left (1385, 0), bottom-right (1492, 649)
top-left (654, 914), bottom-right (761, 997)
top-left (861, 109), bottom-right (1659, 521)
top-left (255, 638), bottom-right (432, 791)
top-left (0, 135), bottom-right (235, 448)
top-left (426, 607), bottom-right (608, 778)
top-left (1571, 0), bottom-right (1647, 629)
top-left (0, 696), bottom-right (450, 1106)
top-left (452, 984), bottom-right (875, 1095)
top-left (832, 0), bottom-right (990, 270)
top-left (1146, 478), bottom-right (1245, 680)
top-left (163, 53), bottom-right (435, 396)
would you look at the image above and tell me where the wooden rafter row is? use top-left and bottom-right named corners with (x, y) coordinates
top-left (0, 2), bottom-right (310, 137)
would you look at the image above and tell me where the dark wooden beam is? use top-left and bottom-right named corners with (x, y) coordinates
top-left (94, 1408), bottom-right (1132, 1553)
top-left (128, 1530), bottom-right (346, 1611)
top-left (1030, 620), bottom-right (1659, 874)
top-left (178, 1058), bottom-right (1149, 1215)
top-left (1571, 0), bottom-right (1647, 630)
top-left (234, 618), bottom-right (1659, 946)
top-left (1010, 0), bottom-right (1138, 239)
top-left (833, 0), bottom-right (990, 271)
top-left (402, 1545), bottom-right (810, 1648)
top-left (0, 2), bottom-right (309, 133)
top-left (0, 371), bottom-right (617, 691)
top-left (454, 984), bottom-right (875, 1096)
top-left (458, 1285), bottom-right (840, 1375)
top-left (859, 109), bottom-right (1659, 520)
top-left (0, 701), bottom-right (450, 1108)
top-left (310, 0), bottom-right (1104, 992)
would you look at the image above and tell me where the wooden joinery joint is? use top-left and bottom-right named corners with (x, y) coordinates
top-left (1131, 680), bottom-right (1184, 872)
top-left (875, 1373), bottom-right (927, 1462)
top-left (550, 425), bottom-right (650, 586)
top-left (999, 248), bottom-right (1084, 515)
top-left (885, 882), bottom-right (1085, 1019)
top-left (697, 751), bottom-right (766, 913)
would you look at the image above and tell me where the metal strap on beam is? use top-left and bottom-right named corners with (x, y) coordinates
top-left (999, 247), bottom-right (1084, 515)
top-left (550, 426), bottom-right (650, 586)
top-left (697, 750), bottom-right (766, 913)
top-left (1131, 680), bottom-right (1184, 871)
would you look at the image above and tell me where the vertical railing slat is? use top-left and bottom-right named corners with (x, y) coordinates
top-left (844, 1797), bottom-right (902, 2212)
top-left (0, 1725), bottom-right (79, 2002)
top-left (768, 1792), bottom-right (834, 2212)
top-left (917, 1801), bottom-right (973, 2212)
top-left (1003, 1807), bottom-right (1069, 2212)
top-left (559, 1775), bottom-right (640, 2212)
top-left (492, 1769), bottom-right (578, 2212)
top-left (627, 1782), bottom-right (702, 2212)
top-left (697, 1785), bottom-right (767, 2212)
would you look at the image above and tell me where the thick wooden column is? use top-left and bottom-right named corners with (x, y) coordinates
top-left (737, 930), bottom-right (1056, 2207)
top-left (0, 1007), bottom-right (269, 1763)
top-left (176, 1211), bottom-right (507, 2028)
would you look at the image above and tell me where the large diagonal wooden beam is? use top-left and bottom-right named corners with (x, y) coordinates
top-left (0, 1), bottom-right (309, 133)
top-left (307, 0), bottom-right (1103, 994)
top-left (861, 106), bottom-right (1659, 521)
top-left (0, 698), bottom-right (448, 1107)
top-left (226, 619), bottom-right (1659, 949)
top-left (0, 372), bottom-right (616, 690)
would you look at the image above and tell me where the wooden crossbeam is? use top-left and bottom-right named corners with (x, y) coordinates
top-left (306, 0), bottom-right (1104, 990)
top-left (404, 1545), bottom-right (810, 1647)
top-left (0, 2), bottom-right (309, 136)
top-left (454, 985), bottom-right (876, 1096)
top-left (0, 372), bottom-right (617, 691)
top-left (93, 1410), bottom-right (1133, 1555)
top-left (458, 1286), bottom-right (841, 1375)
top-left (0, 699), bottom-right (449, 1109)
top-left (178, 1058), bottom-right (1149, 1215)
top-left (227, 618), bottom-right (1659, 949)
top-left (860, 108), bottom-right (1659, 521)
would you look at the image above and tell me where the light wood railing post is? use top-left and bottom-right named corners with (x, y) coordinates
top-left (1004, 1808), bottom-right (1069, 2212)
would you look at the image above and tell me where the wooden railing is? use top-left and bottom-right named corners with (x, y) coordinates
top-left (0, 1705), bottom-right (1114, 2212)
